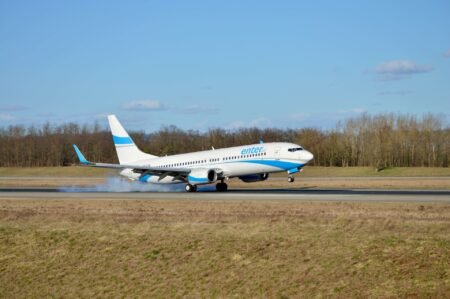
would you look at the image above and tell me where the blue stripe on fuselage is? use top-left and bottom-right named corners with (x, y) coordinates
top-left (241, 159), bottom-right (304, 171)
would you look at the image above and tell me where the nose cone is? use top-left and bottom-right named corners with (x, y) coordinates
top-left (304, 150), bottom-right (314, 163)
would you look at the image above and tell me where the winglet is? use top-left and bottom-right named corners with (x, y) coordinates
top-left (73, 144), bottom-right (90, 165)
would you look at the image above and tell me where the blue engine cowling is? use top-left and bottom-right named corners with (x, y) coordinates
top-left (239, 173), bottom-right (269, 183)
top-left (188, 168), bottom-right (218, 185)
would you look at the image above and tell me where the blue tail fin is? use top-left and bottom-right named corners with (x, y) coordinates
top-left (73, 144), bottom-right (90, 165)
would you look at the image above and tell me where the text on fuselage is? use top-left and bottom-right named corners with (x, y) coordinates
top-left (240, 146), bottom-right (265, 155)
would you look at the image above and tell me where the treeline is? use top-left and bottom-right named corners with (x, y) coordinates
top-left (0, 113), bottom-right (448, 168)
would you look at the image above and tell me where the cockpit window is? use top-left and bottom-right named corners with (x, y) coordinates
top-left (288, 147), bottom-right (303, 152)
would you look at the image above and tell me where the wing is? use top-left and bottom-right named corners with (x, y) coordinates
top-left (73, 144), bottom-right (191, 179)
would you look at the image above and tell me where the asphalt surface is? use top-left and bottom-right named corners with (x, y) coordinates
top-left (0, 187), bottom-right (449, 203)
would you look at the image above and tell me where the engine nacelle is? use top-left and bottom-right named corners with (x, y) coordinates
top-left (239, 173), bottom-right (269, 183)
top-left (188, 168), bottom-right (218, 185)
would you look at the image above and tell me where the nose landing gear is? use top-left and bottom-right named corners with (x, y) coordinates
top-left (287, 176), bottom-right (295, 183)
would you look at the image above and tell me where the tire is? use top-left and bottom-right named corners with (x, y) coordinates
top-left (288, 177), bottom-right (295, 183)
top-left (185, 184), bottom-right (196, 192)
top-left (216, 182), bottom-right (228, 192)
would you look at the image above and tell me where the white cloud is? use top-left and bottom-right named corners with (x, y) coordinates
top-left (122, 100), bottom-right (165, 111)
top-left (373, 60), bottom-right (433, 81)
top-left (226, 117), bottom-right (273, 130)
top-left (122, 99), bottom-right (221, 115)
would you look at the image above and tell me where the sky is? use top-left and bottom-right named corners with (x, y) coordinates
top-left (1, 0), bottom-right (449, 131)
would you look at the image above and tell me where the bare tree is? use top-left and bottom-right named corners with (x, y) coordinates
top-left (0, 113), bottom-right (448, 167)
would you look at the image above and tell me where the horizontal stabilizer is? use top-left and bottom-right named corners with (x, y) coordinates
top-left (71, 143), bottom-right (193, 177)
top-left (73, 144), bottom-right (91, 165)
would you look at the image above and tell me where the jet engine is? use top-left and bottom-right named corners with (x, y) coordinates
top-left (188, 168), bottom-right (218, 185)
top-left (239, 173), bottom-right (269, 183)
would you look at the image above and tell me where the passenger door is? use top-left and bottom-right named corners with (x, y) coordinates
top-left (274, 147), bottom-right (281, 160)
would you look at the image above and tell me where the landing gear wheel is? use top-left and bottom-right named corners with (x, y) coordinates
top-left (288, 176), bottom-right (295, 183)
top-left (185, 184), bottom-right (197, 192)
top-left (216, 182), bottom-right (228, 192)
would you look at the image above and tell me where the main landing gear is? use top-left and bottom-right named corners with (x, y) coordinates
top-left (287, 176), bottom-right (295, 183)
top-left (184, 182), bottom-right (228, 192)
top-left (185, 184), bottom-right (197, 192)
top-left (216, 181), bottom-right (228, 192)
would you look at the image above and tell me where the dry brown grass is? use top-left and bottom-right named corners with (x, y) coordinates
top-left (0, 167), bottom-right (113, 177)
top-left (0, 177), bottom-right (105, 188)
top-left (1, 198), bottom-right (449, 298)
top-left (230, 177), bottom-right (450, 189)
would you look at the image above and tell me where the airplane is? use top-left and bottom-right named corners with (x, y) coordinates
top-left (73, 115), bottom-right (314, 192)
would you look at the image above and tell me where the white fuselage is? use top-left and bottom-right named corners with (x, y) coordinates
top-left (120, 142), bottom-right (313, 184)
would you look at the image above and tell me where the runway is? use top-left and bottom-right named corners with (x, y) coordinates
top-left (0, 187), bottom-right (449, 202)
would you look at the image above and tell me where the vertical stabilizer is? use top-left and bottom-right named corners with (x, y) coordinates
top-left (107, 115), bottom-right (157, 164)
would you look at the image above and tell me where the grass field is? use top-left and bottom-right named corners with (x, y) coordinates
top-left (300, 166), bottom-right (450, 177)
top-left (0, 198), bottom-right (449, 298)
top-left (0, 167), bottom-right (113, 177)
